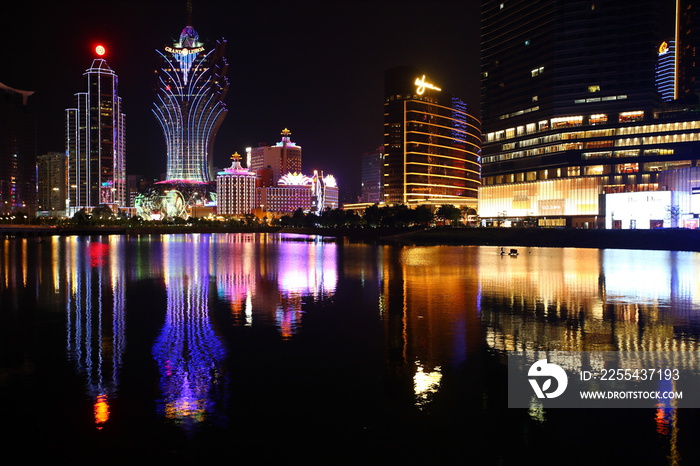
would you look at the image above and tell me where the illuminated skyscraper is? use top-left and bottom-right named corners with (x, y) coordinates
top-left (153, 6), bottom-right (229, 182)
top-left (384, 66), bottom-right (481, 207)
top-left (66, 47), bottom-right (126, 214)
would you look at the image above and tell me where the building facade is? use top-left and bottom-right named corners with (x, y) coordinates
top-left (66, 51), bottom-right (126, 215)
top-left (479, 0), bottom-right (700, 228)
top-left (37, 151), bottom-right (68, 216)
top-left (250, 129), bottom-right (302, 185)
top-left (360, 147), bottom-right (384, 203)
top-left (217, 153), bottom-right (257, 216)
top-left (0, 82), bottom-right (36, 215)
top-left (153, 17), bottom-right (228, 182)
top-left (384, 66), bottom-right (481, 208)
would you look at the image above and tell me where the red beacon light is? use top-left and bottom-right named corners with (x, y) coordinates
top-left (95, 45), bottom-right (106, 56)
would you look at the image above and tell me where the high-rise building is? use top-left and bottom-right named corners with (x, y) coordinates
top-left (37, 151), bottom-right (67, 216)
top-left (676, 0), bottom-right (700, 102)
top-left (360, 147), bottom-right (384, 204)
top-left (250, 129), bottom-right (303, 185)
top-left (479, 0), bottom-right (700, 228)
top-left (383, 66), bottom-right (481, 208)
top-left (153, 7), bottom-right (228, 182)
top-left (66, 47), bottom-right (126, 215)
top-left (0, 82), bottom-right (36, 215)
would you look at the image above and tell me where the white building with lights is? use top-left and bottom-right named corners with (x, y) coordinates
top-left (216, 154), bottom-right (256, 216)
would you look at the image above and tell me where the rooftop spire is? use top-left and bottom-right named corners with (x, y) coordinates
top-left (186, 0), bottom-right (193, 26)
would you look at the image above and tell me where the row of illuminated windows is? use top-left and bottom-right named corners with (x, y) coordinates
top-left (490, 121), bottom-right (700, 151)
top-left (482, 160), bottom-right (693, 185)
top-left (482, 131), bottom-right (700, 163)
top-left (487, 111), bottom-right (647, 142)
top-left (581, 149), bottom-right (675, 159)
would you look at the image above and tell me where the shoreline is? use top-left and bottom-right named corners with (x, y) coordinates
top-left (2, 225), bottom-right (700, 252)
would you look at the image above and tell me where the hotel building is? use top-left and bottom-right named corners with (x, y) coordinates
top-left (0, 82), bottom-right (36, 215)
top-left (152, 15), bottom-right (228, 182)
top-left (217, 153), bottom-right (257, 216)
top-left (66, 49), bottom-right (126, 214)
top-left (383, 66), bottom-right (482, 208)
top-left (250, 129), bottom-right (302, 185)
top-left (479, 0), bottom-right (700, 228)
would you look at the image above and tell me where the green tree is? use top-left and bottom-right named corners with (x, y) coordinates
top-left (435, 204), bottom-right (462, 225)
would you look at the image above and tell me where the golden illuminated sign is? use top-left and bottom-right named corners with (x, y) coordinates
top-left (659, 41), bottom-right (669, 55)
top-left (165, 46), bottom-right (205, 56)
top-left (415, 75), bottom-right (441, 95)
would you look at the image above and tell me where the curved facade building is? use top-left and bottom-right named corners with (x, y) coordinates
top-left (153, 19), bottom-right (229, 182)
top-left (384, 66), bottom-right (481, 207)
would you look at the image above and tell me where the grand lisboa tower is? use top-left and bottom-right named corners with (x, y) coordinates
top-left (138, 2), bottom-right (229, 220)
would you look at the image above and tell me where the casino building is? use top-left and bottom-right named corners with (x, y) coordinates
top-left (136, 6), bottom-right (228, 220)
top-left (152, 10), bottom-right (228, 182)
top-left (383, 66), bottom-right (482, 208)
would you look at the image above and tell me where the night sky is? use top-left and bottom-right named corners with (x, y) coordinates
top-left (6, 0), bottom-right (481, 202)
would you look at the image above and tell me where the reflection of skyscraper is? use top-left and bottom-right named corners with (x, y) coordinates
top-left (66, 49), bottom-right (126, 214)
top-left (153, 236), bottom-right (227, 430)
top-left (64, 237), bottom-right (126, 430)
top-left (153, 6), bottom-right (229, 182)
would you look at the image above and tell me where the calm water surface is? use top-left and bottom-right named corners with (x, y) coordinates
top-left (1, 233), bottom-right (700, 464)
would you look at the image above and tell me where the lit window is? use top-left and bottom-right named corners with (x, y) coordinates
top-left (588, 85), bottom-right (601, 93)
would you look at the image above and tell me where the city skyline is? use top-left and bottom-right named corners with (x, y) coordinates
top-left (6, 1), bottom-right (481, 202)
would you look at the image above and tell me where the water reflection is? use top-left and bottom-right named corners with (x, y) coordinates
top-left (152, 234), bottom-right (227, 430)
top-left (214, 233), bottom-right (337, 339)
top-left (2, 234), bottom-right (700, 462)
top-left (64, 236), bottom-right (126, 430)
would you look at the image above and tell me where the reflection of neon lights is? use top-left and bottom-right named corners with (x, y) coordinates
top-left (153, 236), bottom-right (227, 430)
top-left (94, 394), bottom-right (109, 429)
top-left (413, 361), bottom-right (442, 408)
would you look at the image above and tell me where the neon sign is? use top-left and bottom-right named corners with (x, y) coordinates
top-left (415, 75), bottom-right (441, 95)
top-left (95, 45), bottom-right (106, 56)
top-left (165, 46), bottom-right (205, 56)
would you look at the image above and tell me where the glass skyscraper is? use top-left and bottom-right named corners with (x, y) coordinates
top-left (153, 16), bottom-right (229, 182)
top-left (479, 0), bottom-right (700, 228)
top-left (66, 53), bottom-right (126, 214)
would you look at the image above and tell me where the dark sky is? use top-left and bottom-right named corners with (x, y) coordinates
top-left (6, 0), bottom-right (481, 202)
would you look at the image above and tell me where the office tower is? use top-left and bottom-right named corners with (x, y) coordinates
top-left (383, 66), bottom-right (481, 207)
top-left (479, 0), bottom-right (700, 229)
top-left (217, 153), bottom-right (256, 215)
top-left (153, 7), bottom-right (228, 182)
top-left (66, 47), bottom-right (126, 214)
top-left (37, 151), bottom-right (68, 216)
top-left (361, 147), bottom-right (384, 203)
top-left (0, 82), bottom-right (36, 215)
top-left (250, 129), bottom-right (303, 185)
top-left (676, 0), bottom-right (700, 102)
